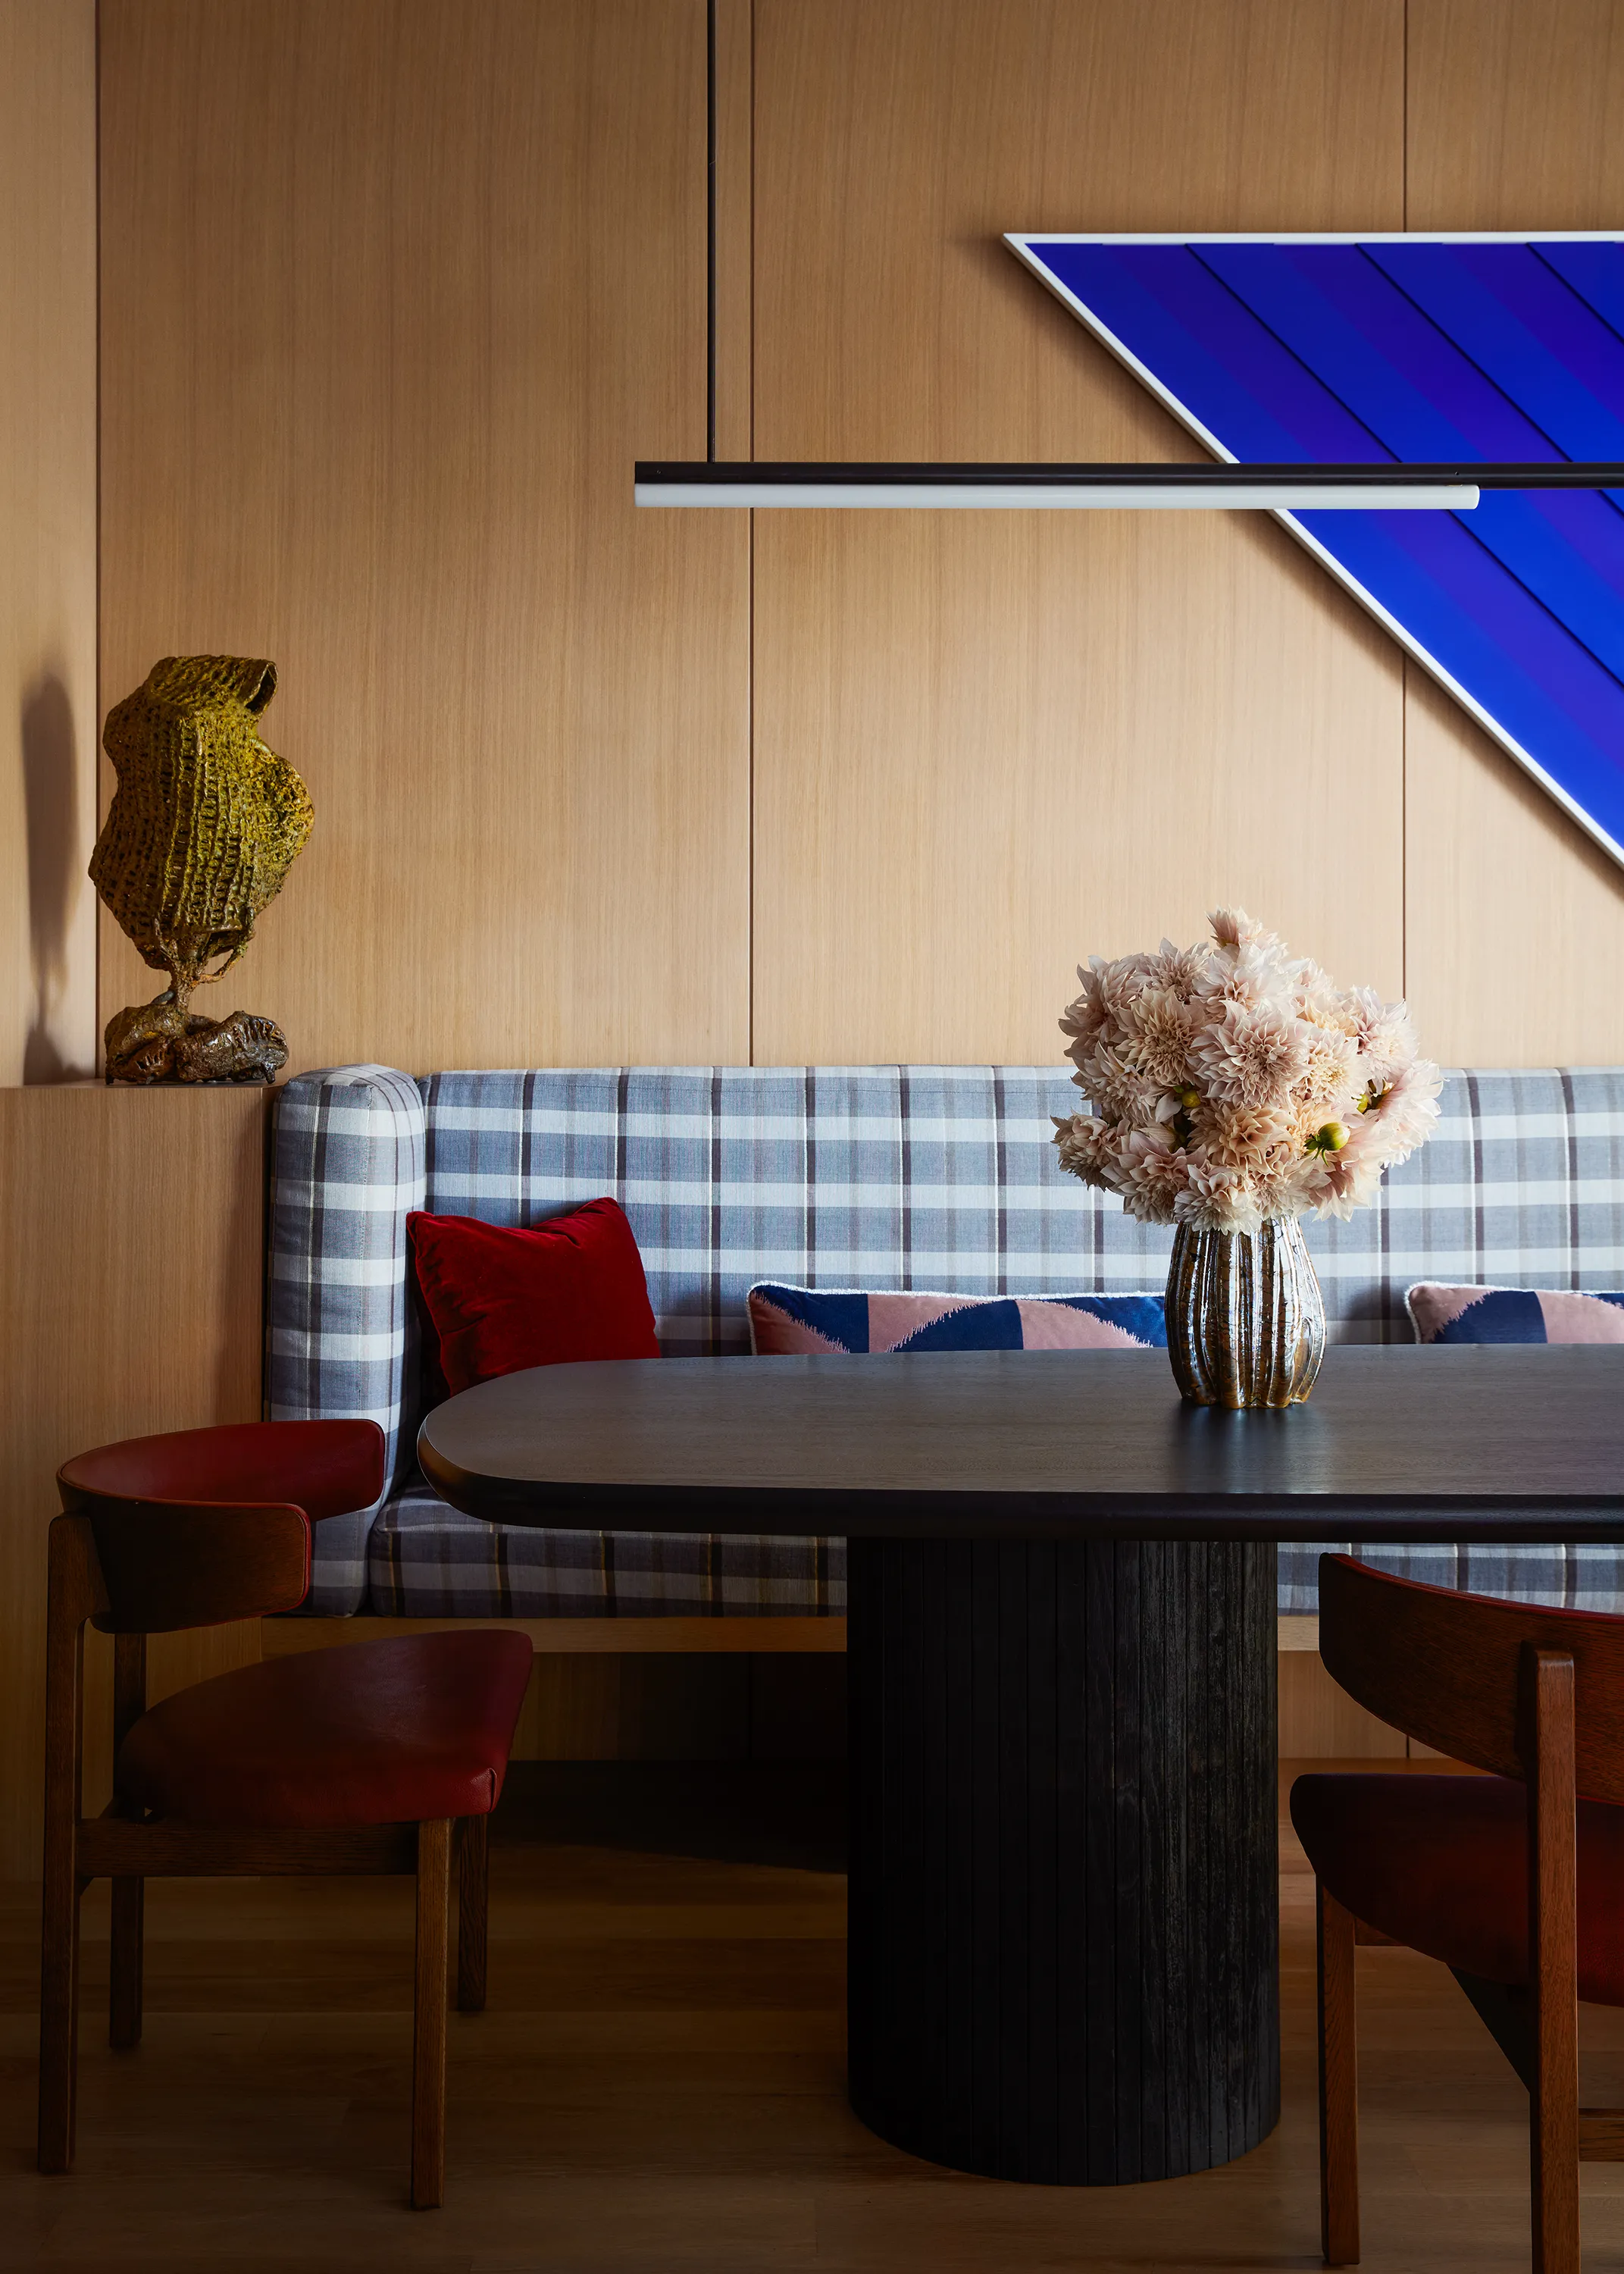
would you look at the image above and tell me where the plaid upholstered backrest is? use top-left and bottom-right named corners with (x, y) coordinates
top-left (267, 1065), bottom-right (1624, 1609)
top-left (266, 1066), bottom-right (426, 1608)
top-left (415, 1068), bottom-right (1172, 1356)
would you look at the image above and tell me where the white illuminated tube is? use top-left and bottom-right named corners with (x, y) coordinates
top-left (634, 478), bottom-right (1479, 510)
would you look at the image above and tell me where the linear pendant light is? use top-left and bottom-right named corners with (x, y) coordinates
top-left (634, 460), bottom-right (1624, 511)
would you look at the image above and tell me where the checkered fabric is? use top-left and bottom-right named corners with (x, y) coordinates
top-left (1276, 1065), bottom-right (1624, 1609)
top-left (266, 1065), bottom-right (425, 1612)
top-left (265, 1064), bottom-right (1624, 1618)
top-left (368, 1475), bottom-right (843, 1618)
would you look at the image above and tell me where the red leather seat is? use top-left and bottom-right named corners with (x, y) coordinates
top-left (118, 1630), bottom-right (535, 1829)
top-left (1292, 1771), bottom-right (1624, 2002)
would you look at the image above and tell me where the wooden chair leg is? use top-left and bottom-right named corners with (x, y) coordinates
top-left (39, 1524), bottom-right (96, 2176)
top-left (457, 1815), bottom-right (488, 2015)
top-left (1317, 1881), bottom-right (1360, 2266)
top-left (1529, 1649), bottom-right (1581, 2274)
top-left (37, 1860), bottom-right (83, 2173)
top-left (411, 1818), bottom-right (451, 2210)
top-left (110, 1877), bottom-right (145, 2049)
top-left (108, 1632), bottom-right (146, 2050)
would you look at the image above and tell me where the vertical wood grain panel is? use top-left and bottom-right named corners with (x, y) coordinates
top-left (0, 1088), bottom-right (265, 1878)
top-left (0, 0), bottom-right (98, 1085)
top-left (757, 0), bottom-right (1403, 463)
top-left (753, 512), bottom-right (1407, 1063)
top-left (1278, 1649), bottom-right (1407, 1760)
top-left (750, 0), bottom-right (1407, 1063)
top-left (1404, 0), bottom-right (1624, 1063)
top-left (99, 0), bottom-right (748, 1077)
top-left (516, 1655), bottom-right (752, 1761)
top-left (1403, 675), bottom-right (1624, 1065)
top-left (712, 0), bottom-right (755, 462)
top-left (1407, 0), bottom-right (1624, 230)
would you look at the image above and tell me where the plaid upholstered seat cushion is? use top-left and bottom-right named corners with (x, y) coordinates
top-left (368, 1473), bottom-right (846, 1619)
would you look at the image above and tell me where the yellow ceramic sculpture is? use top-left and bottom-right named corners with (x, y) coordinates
top-left (92, 656), bottom-right (312, 1083)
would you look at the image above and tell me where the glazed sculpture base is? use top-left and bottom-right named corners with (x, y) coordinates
top-left (103, 998), bottom-right (289, 1085)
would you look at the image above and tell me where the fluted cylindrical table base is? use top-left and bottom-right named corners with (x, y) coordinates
top-left (846, 1536), bottom-right (1279, 2184)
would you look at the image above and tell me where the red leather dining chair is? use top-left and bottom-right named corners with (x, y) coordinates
top-left (40, 1419), bottom-right (534, 2209)
top-left (1291, 1554), bottom-right (1624, 2274)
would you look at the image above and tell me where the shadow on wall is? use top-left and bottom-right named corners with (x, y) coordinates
top-left (21, 669), bottom-right (88, 1082)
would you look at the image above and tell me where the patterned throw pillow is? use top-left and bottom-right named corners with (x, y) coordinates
top-left (747, 1285), bottom-right (1166, 1355)
top-left (1407, 1283), bottom-right (1624, 1345)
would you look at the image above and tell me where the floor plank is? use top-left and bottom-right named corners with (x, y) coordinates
top-left (2, 1762), bottom-right (1622, 2269)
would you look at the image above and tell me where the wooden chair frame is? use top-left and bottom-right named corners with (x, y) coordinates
top-left (39, 1511), bottom-right (491, 2210)
top-left (1310, 1554), bottom-right (1624, 2274)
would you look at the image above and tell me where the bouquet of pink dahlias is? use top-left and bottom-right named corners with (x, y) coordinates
top-left (1054, 909), bottom-right (1440, 1234)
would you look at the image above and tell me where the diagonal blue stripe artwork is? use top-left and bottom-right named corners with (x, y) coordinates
top-left (1005, 233), bottom-right (1624, 866)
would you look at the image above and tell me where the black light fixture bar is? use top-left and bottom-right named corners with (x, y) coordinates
top-left (635, 459), bottom-right (1624, 511)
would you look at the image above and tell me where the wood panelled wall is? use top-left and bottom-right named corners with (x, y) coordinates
top-left (0, 1088), bottom-right (267, 1878)
top-left (98, 0), bottom-right (749, 1075)
top-left (0, 0), bottom-right (97, 1086)
top-left (96, 0), bottom-right (1624, 1076)
top-left (751, 0), bottom-right (1408, 1061)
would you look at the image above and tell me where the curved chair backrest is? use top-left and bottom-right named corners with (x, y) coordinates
top-left (1319, 1552), bottom-right (1624, 1804)
top-left (58, 1419), bottom-right (385, 1635)
top-left (70, 1501), bottom-right (311, 1634)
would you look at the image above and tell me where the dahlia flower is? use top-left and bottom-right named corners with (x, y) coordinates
top-left (1054, 910), bottom-right (1440, 1233)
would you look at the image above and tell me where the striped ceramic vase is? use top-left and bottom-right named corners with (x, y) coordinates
top-left (1165, 1214), bottom-right (1325, 1408)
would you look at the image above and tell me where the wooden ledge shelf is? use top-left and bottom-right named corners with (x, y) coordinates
top-left (263, 1614), bottom-right (849, 1657)
top-left (265, 1613), bottom-right (1322, 1658)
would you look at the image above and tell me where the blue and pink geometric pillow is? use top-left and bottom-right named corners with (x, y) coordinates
top-left (746, 1284), bottom-right (1166, 1356)
top-left (1407, 1283), bottom-right (1624, 1345)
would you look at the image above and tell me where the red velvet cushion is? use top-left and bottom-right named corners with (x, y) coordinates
top-left (407, 1200), bottom-right (659, 1395)
top-left (117, 1630), bottom-right (535, 1828)
top-left (1291, 1771), bottom-right (1624, 2003)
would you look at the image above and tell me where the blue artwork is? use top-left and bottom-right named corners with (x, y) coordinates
top-left (1006, 233), bottom-right (1624, 866)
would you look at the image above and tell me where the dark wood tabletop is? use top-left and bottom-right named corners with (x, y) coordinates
top-left (415, 1342), bottom-right (1624, 1542)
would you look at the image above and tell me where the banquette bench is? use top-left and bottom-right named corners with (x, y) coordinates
top-left (266, 1063), bottom-right (1624, 1642)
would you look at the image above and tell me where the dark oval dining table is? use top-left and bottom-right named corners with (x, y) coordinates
top-left (419, 1342), bottom-right (1624, 2188)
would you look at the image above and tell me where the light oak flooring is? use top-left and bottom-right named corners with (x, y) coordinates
top-left (3, 1761), bottom-right (1624, 2270)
